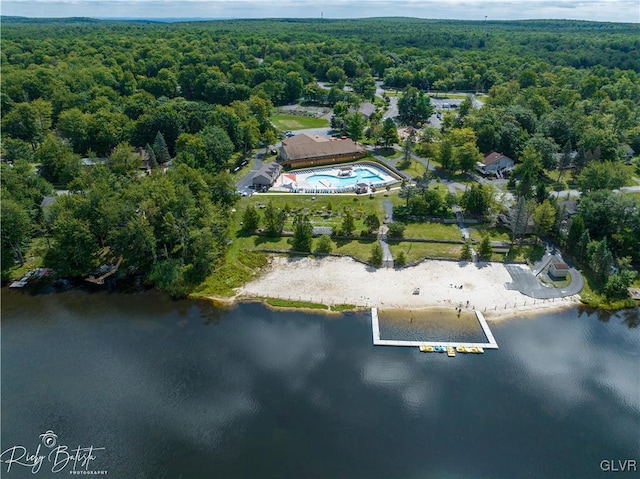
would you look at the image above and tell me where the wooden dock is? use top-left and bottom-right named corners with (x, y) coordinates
top-left (370, 308), bottom-right (499, 350)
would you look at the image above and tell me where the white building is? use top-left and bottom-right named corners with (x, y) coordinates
top-left (477, 152), bottom-right (515, 176)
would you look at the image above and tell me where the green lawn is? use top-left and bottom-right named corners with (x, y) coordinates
top-left (469, 226), bottom-right (512, 243)
top-left (333, 238), bottom-right (378, 263)
top-left (265, 298), bottom-right (329, 310)
top-left (505, 244), bottom-right (545, 263)
top-left (403, 222), bottom-right (461, 241)
top-left (374, 148), bottom-right (402, 159)
top-left (246, 193), bottom-right (390, 232)
top-left (270, 114), bottom-right (329, 131)
top-left (389, 241), bottom-right (462, 262)
top-left (398, 159), bottom-right (426, 179)
top-left (429, 92), bottom-right (470, 100)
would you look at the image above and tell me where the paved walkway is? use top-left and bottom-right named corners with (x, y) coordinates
top-left (383, 199), bottom-right (393, 223)
top-left (504, 256), bottom-right (584, 300)
top-left (377, 224), bottom-right (394, 268)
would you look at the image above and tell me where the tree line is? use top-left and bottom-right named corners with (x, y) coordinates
top-left (1, 17), bottom-right (639, 296)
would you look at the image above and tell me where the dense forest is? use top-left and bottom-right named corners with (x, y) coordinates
top-left (1, 17), bottom-right (638, 297)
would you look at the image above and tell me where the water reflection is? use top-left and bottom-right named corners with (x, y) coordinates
top-left (578, 304), bottom-right (640, 328)
top-left (1, 291), bottom-right (638, 479)
top-left (378, 308), bottom-right (487, 342)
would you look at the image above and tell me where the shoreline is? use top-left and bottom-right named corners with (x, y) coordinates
top-left (214, 256), bottom-right (584, 320)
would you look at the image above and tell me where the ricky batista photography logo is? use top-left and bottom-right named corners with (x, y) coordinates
top-left (1, 430), bottom-right (108, 474)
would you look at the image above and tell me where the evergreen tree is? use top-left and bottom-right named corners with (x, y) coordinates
top-left (395, 250), bottom-right (407, 267)
top-left (263, 201), bottom-right (286, 236)
top-left (587, 238), bottom-right (613, 282)
top-left (566, 215), bottom-right (586, 255)
top-left (535, 182), bottom-right (549, 204)
top-left (381, 118), bottom-right (399, 147)
top-left (578, 229), bottom-right (591, 263)
top-left (340, 209), bottom-right (355, 236)
top-left (153, 131), bottom-right (171, 164)
top-left (511, 196), bottom-right (529, 243)
top-left (291, 214), bottom-right (313, 252)
top-left (478, 236), bottom-right (493, 261)
top-left (461, 242), bottom-right (473, 261)
top-left (145, 143), bottom-right (158, 169)
top-left (315, 234), bottom-right (334, 254)
top-left (370, 243), bottom-right (383, 267)
top-left (242, 204), bottom-right (260, 233)
top-left (363, 213), bottom-right (381, 234)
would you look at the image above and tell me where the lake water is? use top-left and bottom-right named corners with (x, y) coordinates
top-left (1, 289), bottom-right (638, 478)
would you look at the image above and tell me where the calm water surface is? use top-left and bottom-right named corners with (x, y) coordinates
top-left (1, 289), bottom-right (638, 478)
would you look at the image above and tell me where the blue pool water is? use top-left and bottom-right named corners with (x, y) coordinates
top-left (305, 167), bottom-right (386, 188)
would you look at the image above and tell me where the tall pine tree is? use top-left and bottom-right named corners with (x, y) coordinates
top-left (153, 131), bottom-right (171, 165)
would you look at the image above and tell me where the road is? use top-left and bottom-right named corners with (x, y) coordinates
top-left (551, 184), bottom-right (640, 200)
top-left (504, 240), bottom-right (584, 299)
top-left (235, 150), bottom-right (265, 195)
top-left (504, 262), bottom-right (584, 299)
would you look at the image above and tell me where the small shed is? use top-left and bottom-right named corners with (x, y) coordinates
top-left (312, 226), bottom-right (333, 237)
top-left (549, 262), bottom-right (570, 279)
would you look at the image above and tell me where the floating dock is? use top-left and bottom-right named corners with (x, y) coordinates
top-left (371, 308), bottom-right (499, 350)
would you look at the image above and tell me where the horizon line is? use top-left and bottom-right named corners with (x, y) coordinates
top-left (2, 15), bottom-right (637, 24)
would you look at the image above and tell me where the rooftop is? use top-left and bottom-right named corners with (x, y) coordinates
top-left (281, 134), bottom-right (364, 161)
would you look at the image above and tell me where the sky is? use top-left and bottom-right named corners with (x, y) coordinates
top-left (1, 0), bottom-right (639, 23)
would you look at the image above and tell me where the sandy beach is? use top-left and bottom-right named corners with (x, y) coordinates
top-left (238, 256), bottom-right (580, 320)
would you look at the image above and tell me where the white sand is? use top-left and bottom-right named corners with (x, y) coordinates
top-left (238, 256), bottom-right (580, 319)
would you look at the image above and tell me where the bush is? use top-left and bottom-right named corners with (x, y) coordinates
top-left (370, 243), bottom-right (383, 267)
top-left (242, 204), bottom-right (260, 233)
top-left (477, 236), bottom-right (493, 261)
top-left (461, 242), bottom-right (473, 261)
top-left (395, 250), bottom-right (407, 266)
top-left (387, 222), bottom-right (405, 239)
top-left (315, 234), bottom-right (334, 254)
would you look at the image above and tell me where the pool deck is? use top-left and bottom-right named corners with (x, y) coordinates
top-left (271, 162), bottom-right (398, 194)
top-left (371, 308), bottom-right (499, 350)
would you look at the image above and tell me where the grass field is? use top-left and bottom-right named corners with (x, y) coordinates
top-left (389, 241), bottom-right (462, 262)
top-left (469, 226), bottom-right (512, 242)
top-left (246, 193), bottom-right (389, 232)
top-left (403, 222), bottom-right (461, 241)
top-left (270, 114), bottom-right (329, 131)
top-left (374, 148), bottom-right (402, 159)
top-left (398, 159), bottom-right (427, 179)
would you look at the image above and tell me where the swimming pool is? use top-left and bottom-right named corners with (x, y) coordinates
top-left (306, 168), bottom-right (385, 188)
top-left (270, 162), bottom-right (398, 193)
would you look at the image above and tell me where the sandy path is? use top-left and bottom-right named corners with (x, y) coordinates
top-left (238, 256), bottom-right (580, 319)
